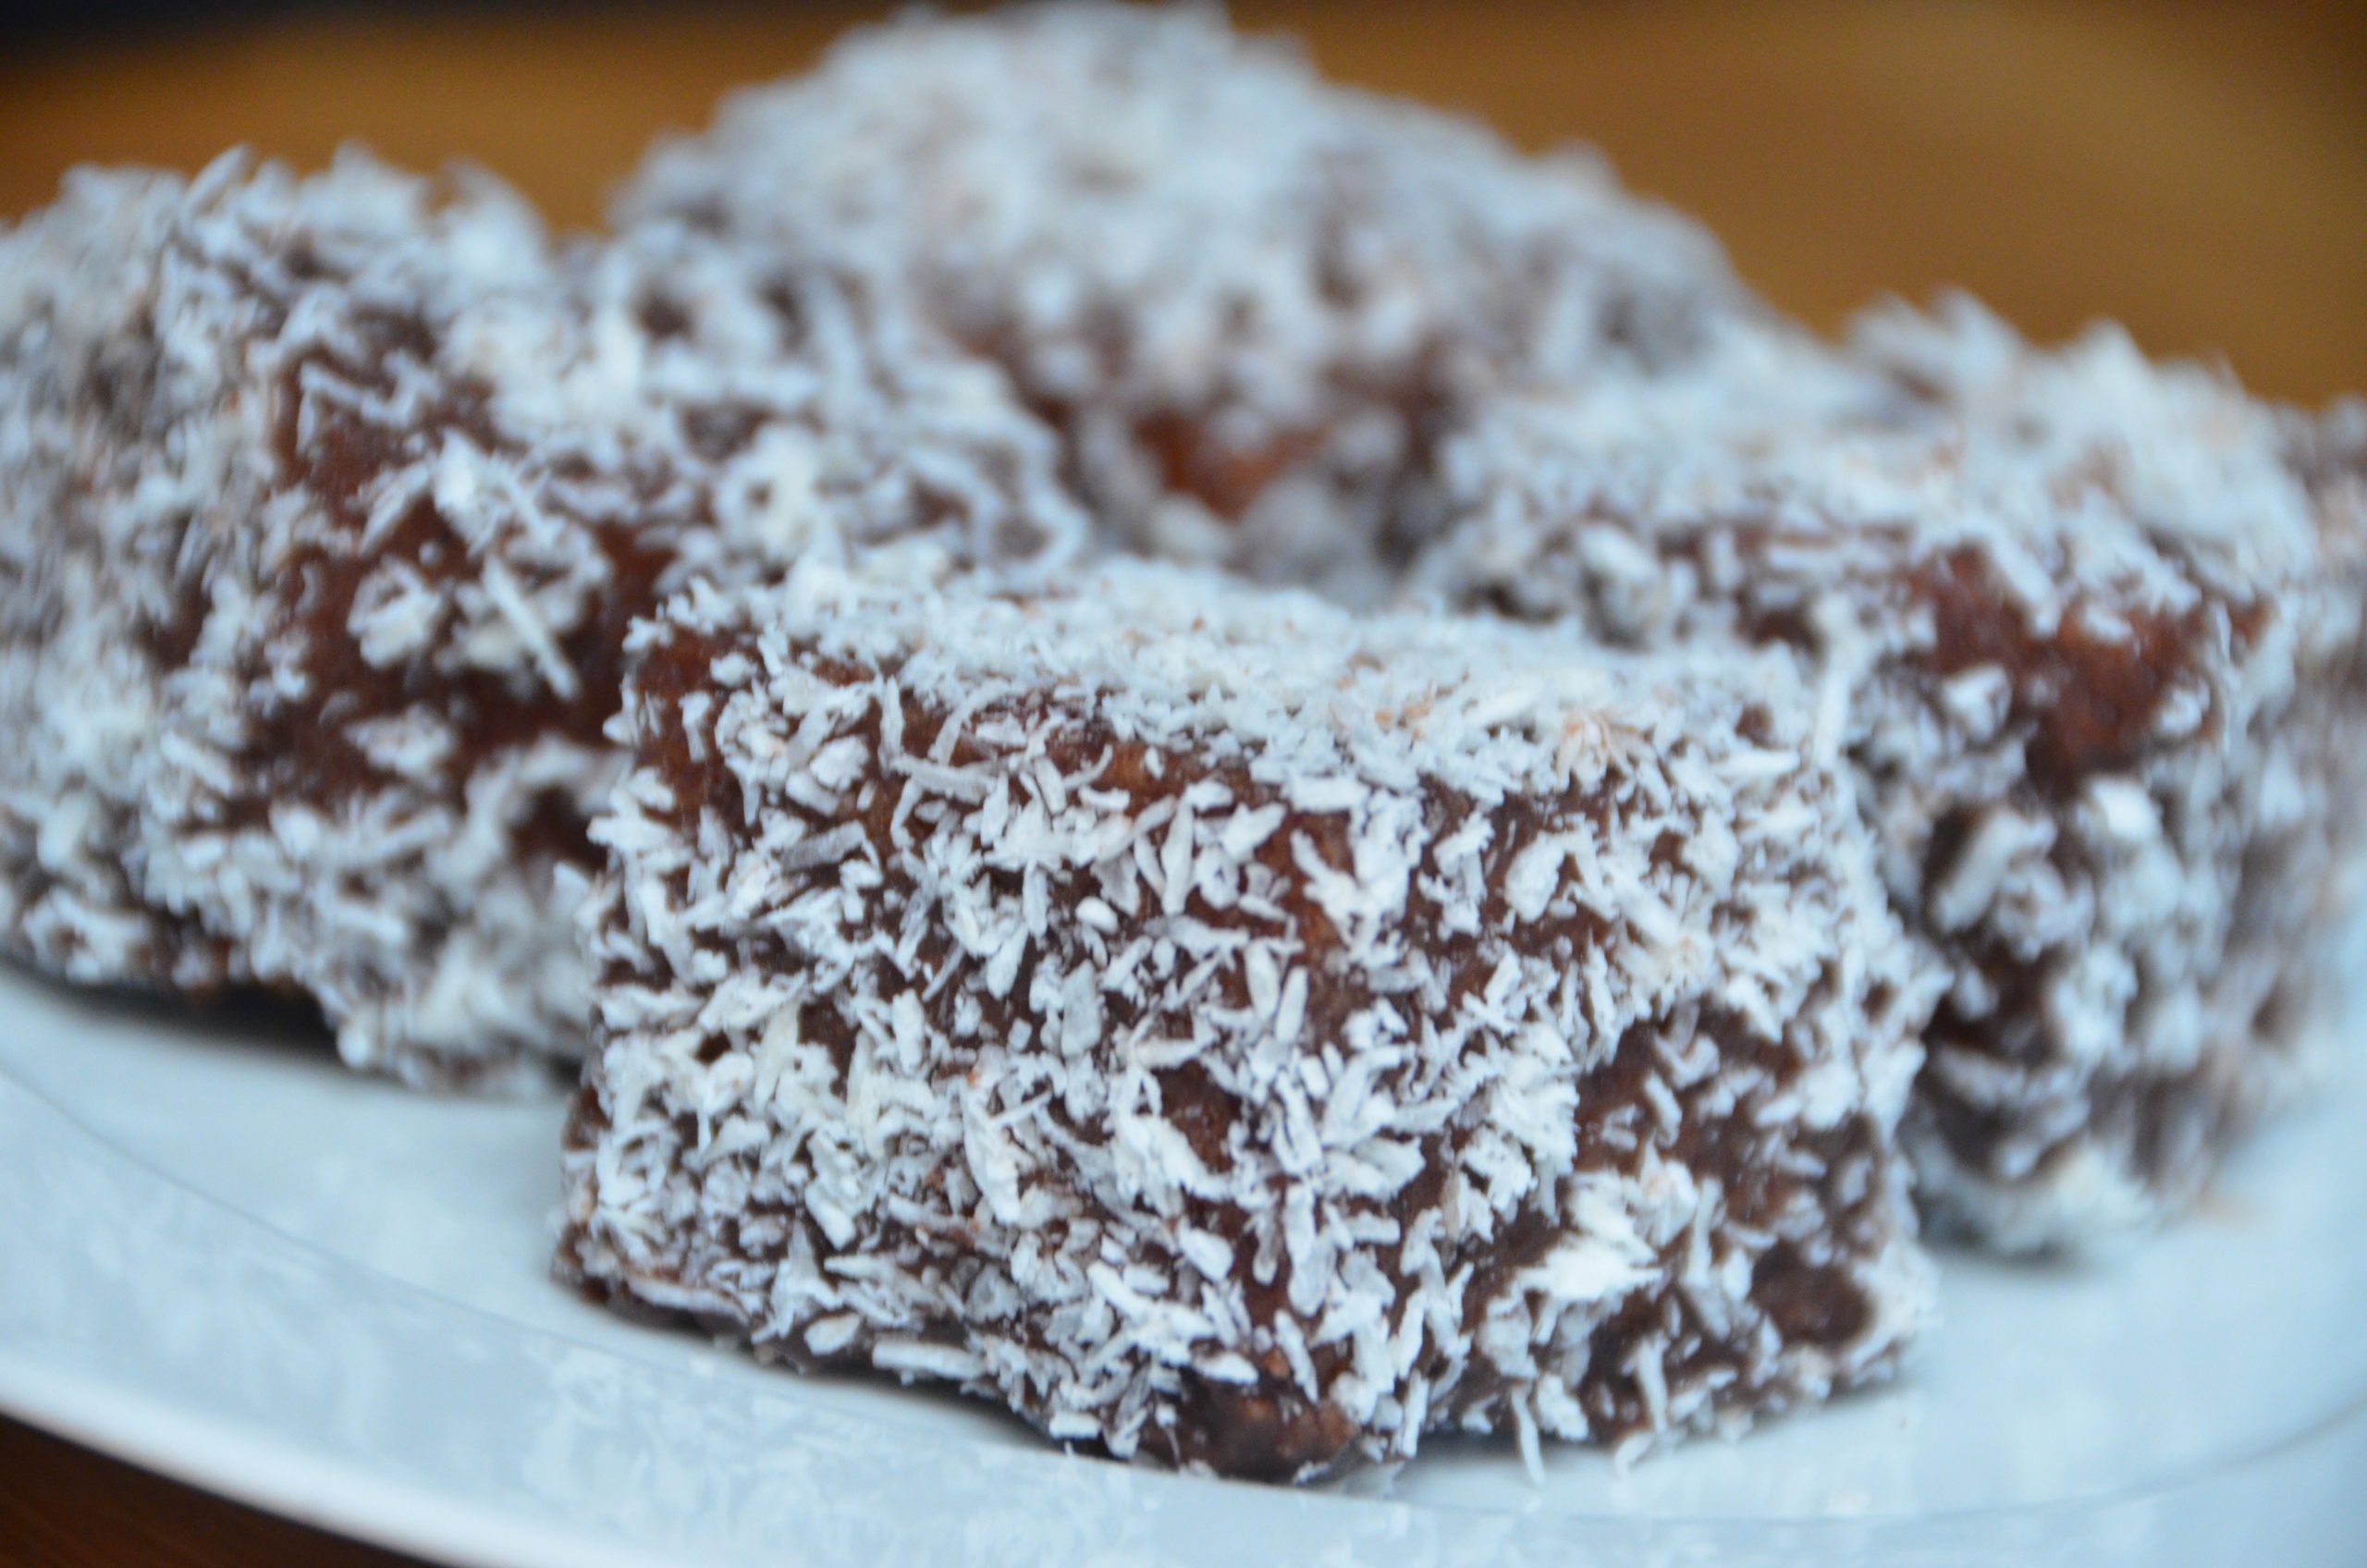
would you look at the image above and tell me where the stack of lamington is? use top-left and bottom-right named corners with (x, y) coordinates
top-left (4, 4), bottom-right (2361, 1483)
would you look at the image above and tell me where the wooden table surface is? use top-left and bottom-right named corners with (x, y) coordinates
top-left (1, 3), bottom-right (2361, 1563)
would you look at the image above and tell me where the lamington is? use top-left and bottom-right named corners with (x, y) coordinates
top-left (1413, 300), bottom-right (2367, 1249)
top-left (617, 2), bottom-right (1751, 595)
top-left (559, 560), bottom-right (1934, 1481)
top-left (0, 150), bottom-right (1083, 1085)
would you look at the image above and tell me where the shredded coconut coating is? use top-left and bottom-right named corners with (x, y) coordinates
top-left (617, 2), bottom-right (1751, 598)
top-left (1413, 299), bottom-right (2367, 1249)
top-left (559, 561), bottom-right (1934, 1481)
top-left (0, 150), bottom-right (1085, 1085)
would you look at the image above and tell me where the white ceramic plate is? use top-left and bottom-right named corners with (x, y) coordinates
top-left (1, 949), bottom-right (2362, 1568)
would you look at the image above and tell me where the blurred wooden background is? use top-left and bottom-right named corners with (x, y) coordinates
top-left (0, 4), bottom-right (2363, 1565)
top-left (3, 1), bottom-right (2363, 401)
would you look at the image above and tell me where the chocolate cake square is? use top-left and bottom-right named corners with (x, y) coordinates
top-left (561, 561), bottom-right (1932, 1478)
top-left (1417, 301), bottom-right (2367, 1248)
top-left (0, 152), bottom-right (1081, 1084)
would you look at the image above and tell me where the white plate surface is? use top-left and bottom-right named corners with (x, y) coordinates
top-left (1, 951), bottom-right (2362, 1568)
